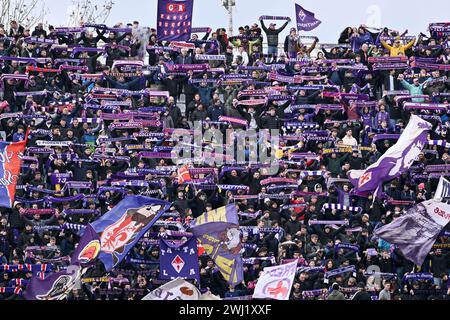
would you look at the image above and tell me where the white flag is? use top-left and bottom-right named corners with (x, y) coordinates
top-left (142, 278), bottom-right (201, 300)
top-left (434, 176), bottom-right (450, 200)
top-left (252, 260), bottom-right (297, 300)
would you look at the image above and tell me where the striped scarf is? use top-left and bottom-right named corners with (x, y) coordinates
top-left (0, 264), bottom-right (52, 272)
top-left (322, 203), bottom-right (362, 213)
top-left (242, 257), bottom-right (276, 265)
top-left (428, 140), bottom-right (450, 149)
top-left (218, 116), bottom-right (248, 127)
top-left (0, 287), bottom-right (23, 295)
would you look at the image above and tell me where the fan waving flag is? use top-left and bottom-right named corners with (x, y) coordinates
top-left (348, 115), bottom-right (432, 197)
top-left (0, 130), bottom-right (29, 208)
top-left (72, 196), bottom-right (170, 271)
top-left (295, 3), bottom-right (322, 32)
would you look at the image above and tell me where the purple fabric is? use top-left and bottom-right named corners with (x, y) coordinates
top-left (190, 205), bottom-right (244, 286)
top-left (374, 199), bottom-right (450, 266)
top-left (157, 0), bottom-right (194, 41)
top-left (295, 4), bottom-right (321, 32)
top-left (24, 265), bottom-right (81, 300)
top-left (348, 115), bottom-right (431, 197)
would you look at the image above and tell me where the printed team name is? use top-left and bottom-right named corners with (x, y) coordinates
top-left (166, 3), bottom-right (186, 13)
top-left (434, 207), bottom-right (450, 220)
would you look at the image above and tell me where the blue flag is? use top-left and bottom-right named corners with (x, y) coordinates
top-left (157, 0), bottom-right (194, 41)
top-left (78, 195), bottom-right (170, 271)
top-left (159, 236), bottom-right (200, 283)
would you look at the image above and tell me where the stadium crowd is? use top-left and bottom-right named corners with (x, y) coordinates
top-left (0, 16), bottom-right (449, 301)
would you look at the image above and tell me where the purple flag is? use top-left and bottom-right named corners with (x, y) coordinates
top-left (348, 115), bottom-right (431, 197)
top-left (159, 236), bottom-right (200, 282)
top-left (190, 205), bottom-right (243, 286)
top-left (374, 199), bottom-right (450, 266)
top-left (70, 224), bottom-right (101, 267)
top-left (157, 0), bottom-right (194, 41)
top-left (24, 265), bottom-right (82, 300)
top-left (295, 4), bottom-right (321, 32)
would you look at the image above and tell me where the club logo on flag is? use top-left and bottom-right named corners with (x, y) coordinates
top-left (252, 261), bottom-right (297, 300)
top-left (100, 204), bottom-right (164, 254)
top-left (160, 236), bottom-right (200, 282)
top-left (295, 3), bottom-right (322, 32)
top-left (77, 240), bottom-right (100, 264)
top-left (171, 255), bottom-right (185, 273)
top-left (298, 10), bottom-right (306, 21)
top-left (358, 172), bottom-right (372, 187)
top-left (264, 280), bottom-right (290, 299)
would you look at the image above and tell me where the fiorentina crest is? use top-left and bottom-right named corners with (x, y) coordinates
top-left (298, 10), bottom-right (306, 21)
top-left (295, 3), bottom-right (322, 32)
top-left (99, 204), bottom-right (165, 263)
top-left (171, 255), bottom-right (185, 273)
top-left (87, 196), bottom-right (170, 271)
top-left (358, 172), bottom-right (372, 188)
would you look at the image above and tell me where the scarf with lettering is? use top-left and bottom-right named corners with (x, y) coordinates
top-left (324, 265), bottom-right (356, 278)
top-left (322, 203), bottom-right (362, 213)
top-left (402, 273), bottom-right (434, 282)
top-left (334, 243), bottom-right (360, 252)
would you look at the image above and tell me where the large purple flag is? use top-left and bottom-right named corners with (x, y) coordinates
top-left (157, 0), bottom-right (194, 41)
top-left (348, 115), bottom-right (432, 197)
top-left (190, 205), bottom-right (243, 286)
top-left (295, 3), bottom-right (321, 32)
top-left (374, 199), bottom-right (450, 266)
top-left (159, 236), bottom-right (200, 282)
top-left (24, 265), bottom-right (82, 300)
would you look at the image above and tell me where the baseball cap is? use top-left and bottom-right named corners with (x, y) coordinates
top-left (269, 23), bottom-right (276, 28)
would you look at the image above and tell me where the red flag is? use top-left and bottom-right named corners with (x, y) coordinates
top-left (177, 165), bottom-right (192, 184)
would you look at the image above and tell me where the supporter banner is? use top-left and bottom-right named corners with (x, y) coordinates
top-left (295, 3), bottom-right (321, 32)
top-left (159, 236), bottom-right (200, 282)
top-left (157, 0), bottom-right (194, 41)
top-left (74, 196), bottom-right (170, 271)
top-left (434, 177), bottom-right (450, 200)
top-left (374, 199), bottom-right (450, 266)
top-left (24, 265), bottom-right (82, 300)
top-left (0, 130), bottom-right (29, 208)
top-left (252, 260), bottom-right (297, 300)
top-left (348, 115), bottom-right (431, 197)
top-left (191, 205), bottom-right (243, 286)
top-left (142, 278), bottom-right (201, 300)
